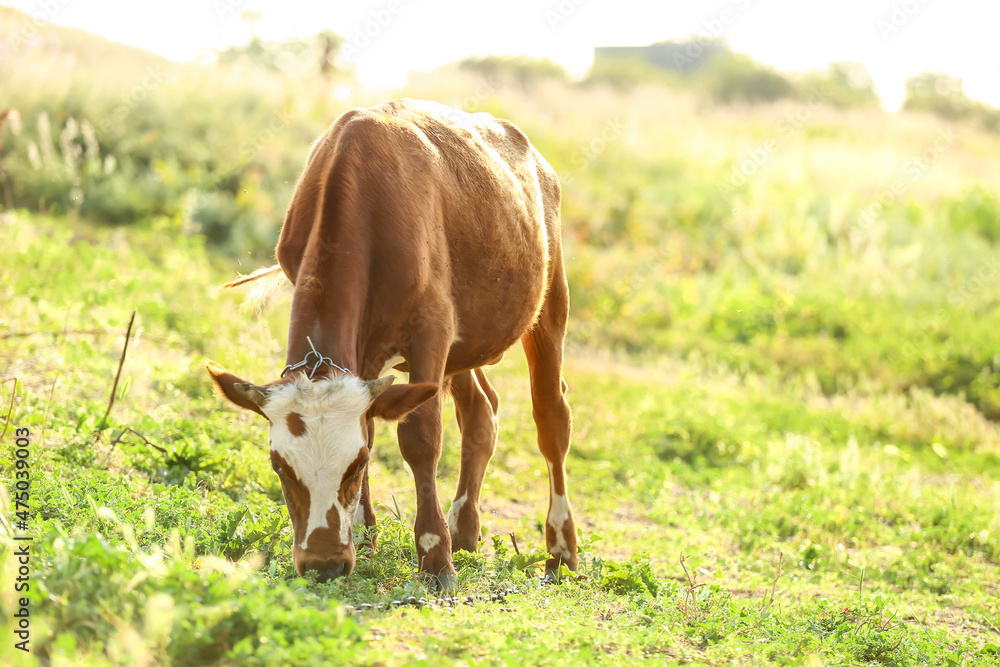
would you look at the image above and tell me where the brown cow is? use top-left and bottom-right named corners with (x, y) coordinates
top-left (207, 99), bottom-right (577, 588)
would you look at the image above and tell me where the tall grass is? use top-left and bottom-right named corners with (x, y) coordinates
top-left (4, 12), bottom-right (1000, 421)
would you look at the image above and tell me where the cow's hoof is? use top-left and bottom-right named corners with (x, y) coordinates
top-left (435, 572), bottom-right (458, 592)
top-left (545, 555), bottom-right (579, 579)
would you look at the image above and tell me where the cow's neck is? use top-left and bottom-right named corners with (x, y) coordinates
top-left (285, 228), bottom-right (371, 377)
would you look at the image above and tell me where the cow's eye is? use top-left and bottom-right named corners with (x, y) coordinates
top-left (271, 459), bottom-right (283, 475)
top-left (344, 453), bottom-right (369, 481)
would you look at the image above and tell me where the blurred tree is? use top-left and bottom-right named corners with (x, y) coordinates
top-left (903, 72), bottom-right (1000, 133)
top-left (594, 39), bottom-right (728, 74)
top-left (589, 39), bottom-right (799, 105)
top-left (698, 52), bottom-right (796, 104)
top-left (903, 72), bottom-right (975, 119)
top-left (216, 28), bottom-right (345, 78)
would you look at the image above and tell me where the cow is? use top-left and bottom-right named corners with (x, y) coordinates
top-left (207, 98), bottom-right (578, 589)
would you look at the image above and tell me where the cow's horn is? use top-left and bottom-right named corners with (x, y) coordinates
top-left (366, 376), bottom-right (396, 400)
top-left (233, 382), bottom-right (271, 409)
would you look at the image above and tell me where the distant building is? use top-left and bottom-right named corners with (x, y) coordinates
top-left (594, 40), bottom-right (727, 74)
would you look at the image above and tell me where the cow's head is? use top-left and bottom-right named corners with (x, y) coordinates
top-left (206, 361), bottom-right (436, 581)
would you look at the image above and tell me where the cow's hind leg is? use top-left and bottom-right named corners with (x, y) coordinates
top-left (354, 419), bottom-right (378, 553)
top-left (448, 368), bottom-right (499, 553)
top-left (521, 270), bottom-right (579, 573)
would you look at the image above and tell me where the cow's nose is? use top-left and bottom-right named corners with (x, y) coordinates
top-left (305, 560), bottom-right (349, 583)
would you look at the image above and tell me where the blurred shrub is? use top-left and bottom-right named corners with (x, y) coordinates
top-left (459, 54), bottom-right (567, 88)
top-left (945, 185), bottom-right (1000, 242)
top-left (585, 56), bottom-right (681, 90)
top-left (0, 27), bottom-right (337, 256)
top-left (911, 350), bottom-right (1000, 421)
top-left (654, 417), bottom-right (744, 468)
top-left (699, 51), bottom-right (797, 104)
top-left (799, 62), bottom-right (881, 109)
top-left (2, 112), bottom-right (109, 213)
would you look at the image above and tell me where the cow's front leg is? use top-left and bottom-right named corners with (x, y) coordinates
top-left (397, 390), bottom-right (455, 589)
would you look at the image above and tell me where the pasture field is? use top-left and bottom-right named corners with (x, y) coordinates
top-left (1, 209), bottom-right (999, 666)
top-left (2, 16), bottom-right (1000, 664)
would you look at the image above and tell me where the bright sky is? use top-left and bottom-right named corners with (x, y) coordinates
top-left (7, 0), bottom-right (1000, 110)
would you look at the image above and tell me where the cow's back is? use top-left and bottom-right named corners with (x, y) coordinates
top-left (280, 99), bottom-right (562, 373)
top-left (379, 100), bottom-right (557, 358)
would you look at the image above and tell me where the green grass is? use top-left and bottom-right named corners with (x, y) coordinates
top-left (1, 212), bottom-right (999, 665)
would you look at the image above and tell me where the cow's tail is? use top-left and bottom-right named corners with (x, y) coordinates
top-left (221, 264), bottom-right (283, 288)
top-left (220, 264), bottom-right (290, 313)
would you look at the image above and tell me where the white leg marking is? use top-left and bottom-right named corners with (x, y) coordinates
top-left (548, 493), bottom-right (571, 557)
top-left (419, 532), bottom-right (442, 552)
top-left (447, 493), bottom-right (468, 537)
top-left (546, 460), bottom-right (572, 558)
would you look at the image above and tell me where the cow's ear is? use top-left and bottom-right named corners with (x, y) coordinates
top-left (367, 383), bottom-right (438, 422)
top-left (206, 361), bottom-right (269, 419)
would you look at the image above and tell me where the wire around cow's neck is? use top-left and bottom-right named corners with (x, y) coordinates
top-left (281, 335), bottom-right (351, 379)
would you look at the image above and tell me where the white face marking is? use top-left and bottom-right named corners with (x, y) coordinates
top-left (447, 493), bottom-right (468, 538)
top-left (546, 460), bottom-right (572, 558)
top-left (262, 375), bottom-right (371, 551)
top-left (419, 532), bottom-right (442, 552)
